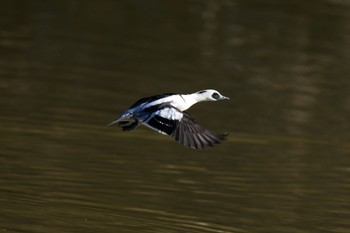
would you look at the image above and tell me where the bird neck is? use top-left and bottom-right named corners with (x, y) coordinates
top-left (172, 94), bottom-right (198, 111)
top-left (189, 93), bottom-right (209, 103)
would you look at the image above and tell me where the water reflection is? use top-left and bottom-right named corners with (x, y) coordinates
top-left (1, 1), bottom-right (350, 232)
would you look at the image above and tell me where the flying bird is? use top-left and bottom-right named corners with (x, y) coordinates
top-left (108, 89), bottom-right (229, 149)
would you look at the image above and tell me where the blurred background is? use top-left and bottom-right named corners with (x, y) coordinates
top-left (1, 0), bottom-right (350, 232)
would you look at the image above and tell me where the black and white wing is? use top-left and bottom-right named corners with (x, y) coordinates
top-left (143, 107), bottom-right (226, 149)
top-left (143, 107), bottom-right (182, 135)
top-left (170, 112), bottom-right (226, 149)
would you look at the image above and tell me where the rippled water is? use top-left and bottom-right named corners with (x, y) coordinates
top-left (1, 1), bottom-right (350, 232)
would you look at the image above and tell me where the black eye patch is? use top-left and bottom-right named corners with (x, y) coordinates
top-left (212, 92), bottom-right (220, 99)
top-left (197, 90), bottom-right (206, 94)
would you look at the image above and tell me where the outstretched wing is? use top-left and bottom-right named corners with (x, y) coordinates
top-left (170, 112), bottom-right (226, 149)
top-left (143, 107), bottom-right (226, 149)
top-left (143, 107), bottom-right (182, 135)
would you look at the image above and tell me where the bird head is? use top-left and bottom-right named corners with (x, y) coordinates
top-left (193, 89), bottom-right (229, 102)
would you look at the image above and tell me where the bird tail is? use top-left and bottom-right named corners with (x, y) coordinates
top-left (107, 112), bottom-right (133, 126)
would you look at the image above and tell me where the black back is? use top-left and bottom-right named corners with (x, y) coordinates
top-left (129, 93), bottom-right (176, 108)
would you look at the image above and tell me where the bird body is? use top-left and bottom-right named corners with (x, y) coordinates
top-left (109, 89), bottom-right (229, 149)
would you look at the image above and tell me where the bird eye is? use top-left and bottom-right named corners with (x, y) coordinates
top-left (212, 92), bottom-right (220, 99)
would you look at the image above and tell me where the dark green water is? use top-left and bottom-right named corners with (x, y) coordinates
top-left (1, 1), bottom-right (350, 232)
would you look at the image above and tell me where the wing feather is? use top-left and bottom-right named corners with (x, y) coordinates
top-left (142, 107), bottom-right (226, 149)
top-left (170, 112), bottom-right (226, 149)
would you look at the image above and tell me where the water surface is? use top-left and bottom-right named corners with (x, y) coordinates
top-left (1, 1), bottom-right (350, 232)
